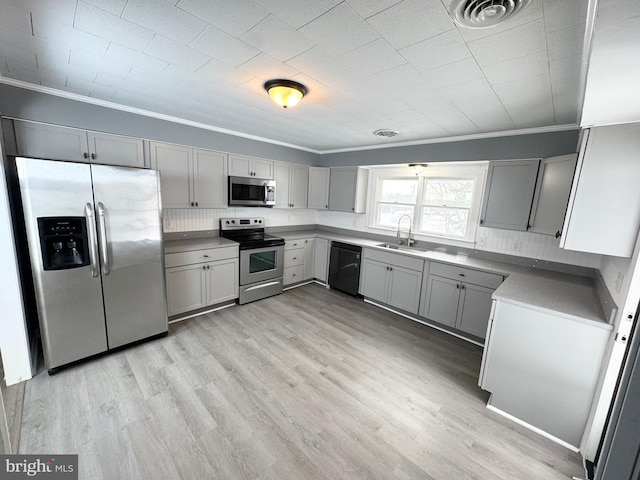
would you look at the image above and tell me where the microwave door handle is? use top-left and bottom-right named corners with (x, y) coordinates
top-left (263, 183), bottom-right (268, 204)
top-left (96, 202), bottom-right (110, 275)
top-left (84, 203), bottom-right (100, 278)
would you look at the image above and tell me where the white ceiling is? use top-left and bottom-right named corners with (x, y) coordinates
top-left (0, 0), bottom-right (589, 152)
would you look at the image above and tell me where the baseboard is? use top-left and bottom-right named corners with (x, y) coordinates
top-left (168, 302), bottom-right (236, 324)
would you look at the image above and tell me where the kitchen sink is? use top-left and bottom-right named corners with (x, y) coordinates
top-left (376, 243), bottom-right (428, 253)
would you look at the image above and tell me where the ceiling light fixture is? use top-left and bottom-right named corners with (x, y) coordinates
top-left (408, 163), bottom-right (428, 176)
top-left (264, 79), bottom-right (308, 108)
top-left (373, 129), bottom-right (400, 138)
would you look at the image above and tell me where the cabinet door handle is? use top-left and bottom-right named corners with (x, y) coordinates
top-left (202, 265), bottom-right (206, 270)
top-left (325, 204), bottom-right (328, 208)
top-left (459, 273), bottom-right (465, 277)
top-left (207, 265), bottom-right (210, 270)
top-left (195, 202), bottom-right (199, 207)
top-left (480, 219), bottom-right (484, 225)
top-left (555, 230), bottom-right (561, 238)
top-left (83, 152), bottom-right (89, 159)
top-left (91, 153), bottom-right (96, 160)
top-left (203, 255), bottom-right (209, 258)
top-left (191, 202), bottom-right (195, 207)
top-left (461, 285), bottom-right (465, 290)
top-left (292, 257), bottom-right (297, 260)
top-left (456, 284), bottom-right (460, 289)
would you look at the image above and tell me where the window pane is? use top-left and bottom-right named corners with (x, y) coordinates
top-left (378, 204), bottom-right (414, 228)
top-left (424, 179), bottom-right (474, 208)
top-left (379, 179), bottom-right (417, 203)
top-left (421, 207), bottom-right (469, 237)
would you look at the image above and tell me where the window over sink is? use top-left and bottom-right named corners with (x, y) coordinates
top-left (371, 163), bottom-right (487, 243)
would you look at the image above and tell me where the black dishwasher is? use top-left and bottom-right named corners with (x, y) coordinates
top-left (328, 241), bottom-right (362, 297)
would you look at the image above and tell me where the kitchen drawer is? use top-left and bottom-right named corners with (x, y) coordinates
top-left (284, 265), bottom-right (304, 285)
top-left (285, 238), bottom-right (308, 250)
top-left (429, 262), bottom-right (503, 289)
top-left (165, 245), bottom-right (238, 268)
top-left (284, 248), bottom-right (304, 267)
top-left (363, 248), bottom-right (424, 272)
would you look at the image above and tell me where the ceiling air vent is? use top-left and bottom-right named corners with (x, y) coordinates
top-left (450, 0), bottom-right (531, 29)
top-left (373, 129), bottom-right (399, 138)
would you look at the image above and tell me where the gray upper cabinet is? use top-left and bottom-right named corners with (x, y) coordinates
top-left (308, 167), bottom-right (330, 210)
top-left (275, 162), bottom-right (309, 209)
top-left (480, 159), bottom-right (540, 231)
top-left (528, 154), bottom-right (578, 237)
top-left (13, 120), bottom-right (146, 168)
top-left (150, 142), bottom-right (227, 209)
top-left (328, 166), bottom-right (369, 213)
top-left (228, 154), bottom-right (274, 179)
top-left (560, 123), bottom-right (640, 257)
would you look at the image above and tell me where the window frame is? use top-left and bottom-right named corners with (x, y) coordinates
top-left (369, 163), bottom-right (487, 244)
top-left (374, 176), bottom-right (420, 230)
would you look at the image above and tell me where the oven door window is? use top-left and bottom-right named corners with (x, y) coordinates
top-left (249, 250), bottom-right (276, 273)
top-left (232, 183), bottom-right (264, 202)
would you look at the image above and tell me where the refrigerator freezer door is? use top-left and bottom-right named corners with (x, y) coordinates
top-left (16, 158), bottom-right (108, 369)
top-left (91, 165), bottom-right (168, 348)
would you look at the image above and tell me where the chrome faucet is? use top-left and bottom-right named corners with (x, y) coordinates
top-left (396, 215), bottom-right (415, 246)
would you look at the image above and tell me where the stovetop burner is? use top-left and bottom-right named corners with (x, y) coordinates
top-left (219, 217), bottom-right (284, 250)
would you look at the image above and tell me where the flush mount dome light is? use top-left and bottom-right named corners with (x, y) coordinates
top-left (264, 79), bottom-right (307, 108)
top-left (408, 163), bottom-right (428, 176)
top-left (373, 129), bottom-right (399, 138)
top-left (450, 0), bottom-right (531, 29)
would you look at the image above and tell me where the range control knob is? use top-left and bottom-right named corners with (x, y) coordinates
top-left (225, 220), bottom-right (230, 224)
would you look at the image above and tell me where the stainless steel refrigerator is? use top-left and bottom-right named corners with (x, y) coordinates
top-left (16, 157), bottom-right (168, 373)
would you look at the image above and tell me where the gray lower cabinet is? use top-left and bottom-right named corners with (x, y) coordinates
top-left (360, 249), bottom-right (424, 314)
top-left (12, 119), bottom-right (146, 168)
top-left (164, 246), bottom-right (239, 316)
top-left (419, 262), bottom-right (503, 340)
top-left (284, 238), bottom-right (315, 285)
top-left (314, 238), bottom-right (329, 283)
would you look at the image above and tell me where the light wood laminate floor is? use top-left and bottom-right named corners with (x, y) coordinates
top-left (20, 283), bottom-right (584, 479)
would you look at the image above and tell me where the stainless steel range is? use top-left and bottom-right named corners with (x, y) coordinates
top-left (220, 217), bottom-right (285, 304)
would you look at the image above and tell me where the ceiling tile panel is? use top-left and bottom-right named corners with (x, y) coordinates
top-left (6, 61), bottom-right (66, 86)
top-left (0, 2), bottom-right (33, 36)
top-left (508, 101), bottom-right (555, 128)
top-left (547, 24), bottom-right (585, 61)
top-left (20, 0), bottom-right (78, 26)
top-left (549, 55), bottom-right (581, 84)
top-left (143, 35), bottom-right (211, 71)
top-left (104, 44), bottom-right (170, 75)
top-left (0, 46), bottom-right (37, 69)
top-left (542, 0), bottom-right (588, 33)
top-left (346, 0), bottom-right (403, 19)
top-left (482, 51), bottom-right (549, 85)
top-left (399, 28), bottom-right (471, 71)
top-left (338, 38), bottom-right (407, 76)
top-left (69, 50), bottom-right (132, 77)
top-left (189, 26), bottom-right (259, 67)
top-left (252, 0), bottom-right (341, 29)
top-left (286, 46), bottom-right (349, 85)
top-left (194, 58), bottom-right (256, 86)
top-left (241, 15), bottom-right (317, 62)
top-left (366, 0), bottom-right (453, 49)
top-left (421, 57), bottom-right (484, 87)
top-left (175, 0), bottom-right (269, 36)
top-left (238, 53), bottom-right (299, 79)
top-left (299, 2), bottom-right (380, 56)
top-left (467, 19), bottom-right (547, 67)
top-left (81, 0), bottom-right (127, 16)
top-left (74, 2), bottom-right (156, 52)
top-left (94, 72), bottom-right (148, 92)
top-left (493, 73), bottom-right (553, 111)
top-left (552, 92), bottom-right (580, 124)
top-left (36, 55), bottom-right (98, 82)
top-left (31, 13), bottom-right (111, 57)
top-left (65, 76), bottom-right (117, 98)
top-left (121, 0), bottom-right (207, 44)
top-left (367, 63), bottom-right (426, 90)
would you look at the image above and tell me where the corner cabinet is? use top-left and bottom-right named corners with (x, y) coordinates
top-left (12, 119), bottom-right (146, 168)
top-left (308, 167), bottom-right (330, 210)
top-left (360, 249), bottom-right (424, 314)
top-left (480, 159), bottom-right (540, 230)
top-left (528, 154), bottom-right (578, 237)
top-left (164, 245), bottom-right (239, 317)
top-left (560, 123), bottom-right (640, 257)
top-left (150, 142), bottom-right (227, 209)
top-left (328, 167), bottom-right (369, 213)
top-left (274, 162), bottom-right (309, 209)
top-left (228, 154), bottom-right (274, 179)
top-left (419, 262), bottom-right (503, 340)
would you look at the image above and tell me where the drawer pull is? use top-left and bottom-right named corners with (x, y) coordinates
top-left (459, 273), bottom-right (465, 276)
top-left (203, 255), bottom-right (209, 258)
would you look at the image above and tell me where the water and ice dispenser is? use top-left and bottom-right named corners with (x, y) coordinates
top-left (37, 217), bottom-right (90, 270)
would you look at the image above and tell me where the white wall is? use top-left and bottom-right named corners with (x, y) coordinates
top-left (600, 254), bottom-right (634, 307)
top-left (0, 147), bottom-right (32, 386)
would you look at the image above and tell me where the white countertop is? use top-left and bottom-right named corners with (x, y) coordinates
top-left (164, 229), bottom-right (612, 328)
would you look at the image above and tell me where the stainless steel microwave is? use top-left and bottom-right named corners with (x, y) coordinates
top-left (228, 176), bottom-right (276, 207)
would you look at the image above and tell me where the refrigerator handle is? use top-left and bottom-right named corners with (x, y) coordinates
top-left (97, 202), bottom-right (110, 276)
top-left (84, 203), bottom-right (100, 278)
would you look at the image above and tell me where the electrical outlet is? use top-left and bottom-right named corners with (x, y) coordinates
top-left (477, 236), bottom-right (486, 247)
top-left (615, 272), bottom-right (624, 293)
top-left (165, 218), bottom-right (173, 230)
top-left (513, 240), bottom-right (521, 251)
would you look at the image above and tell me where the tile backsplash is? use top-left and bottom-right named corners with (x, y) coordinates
top-left (164, 209), bottom-right (602, 269)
